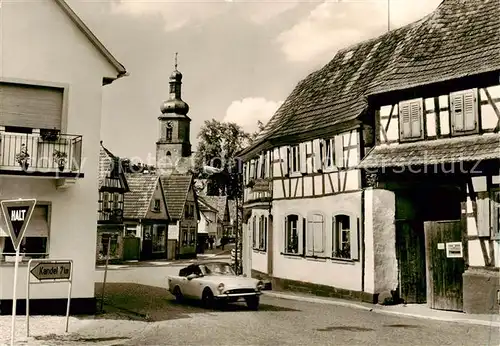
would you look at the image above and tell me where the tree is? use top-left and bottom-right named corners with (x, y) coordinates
top-left (250, 120), bottom-right (266, 143)
top-left (194, 119), bottom-right (253, 198)
top-left (119, 158), bottom-right (156, 174)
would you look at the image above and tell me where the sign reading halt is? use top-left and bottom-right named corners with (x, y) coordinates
top-left (1, 199), bottom-right (36, 250)
top-left (30, 262), bottom-right (72, 281)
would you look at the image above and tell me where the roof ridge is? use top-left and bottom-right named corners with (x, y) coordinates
top-left (53, 0), bottom-right (127, 77)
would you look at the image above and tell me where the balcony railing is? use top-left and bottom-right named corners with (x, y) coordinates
top-left (98, 208), bottom-right (124, 224)
top-left (0, 130), bottom-right (83, 177)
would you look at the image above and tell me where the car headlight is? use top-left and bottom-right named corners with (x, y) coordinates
top-left (256, 281), bottom-right (264, 291)
top-left (218, 283), bottom-right (225, 293)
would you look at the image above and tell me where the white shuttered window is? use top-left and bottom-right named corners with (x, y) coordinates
top-left (399, 99), bottom-right (423, 140)
top-left (451, 89), bottom-right (477, 134)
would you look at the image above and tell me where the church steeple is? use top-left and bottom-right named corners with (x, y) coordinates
top-left (156, 53), bottom-right (192, 170)
top-left (160, 53), bottom-right (189, 116)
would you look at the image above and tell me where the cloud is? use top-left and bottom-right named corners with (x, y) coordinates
top-left (245, 0), bottom-right (301, 24)
top-left (224, 97), bottom-right (283, 133)
top-left (111, 0), bottom-right (301, 31)
top-left (111, 0), bottom-right (228, 32)
top-left (277, 0), bottom-right (442, 62)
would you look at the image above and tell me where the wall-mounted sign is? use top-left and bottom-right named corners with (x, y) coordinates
top-left (437, 243), bottom-right (445, 250)
top-left (446, 242), bottom-right (463, 258)
top-left (251, 179), bottom-right (272, 193)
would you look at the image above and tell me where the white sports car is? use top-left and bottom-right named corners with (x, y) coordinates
top-left (167, 261), bottom-right (264, 310)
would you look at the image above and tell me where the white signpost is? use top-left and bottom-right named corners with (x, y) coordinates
top-left (1, 198), bottom-right (36, 346)
top-left (26, 259), bottom-right (73, 337)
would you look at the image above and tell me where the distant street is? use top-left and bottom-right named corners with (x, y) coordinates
top-left (93, 259), bottom-right (499, 346)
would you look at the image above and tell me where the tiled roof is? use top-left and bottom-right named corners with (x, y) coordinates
top-left (98, 142), bottom-right (129, 191)
top-left (358, 134), bottom-right (500, 169)
top-left (161, 173), bottom-right (194, 220)
top-left (98, 146), bottom-right (113, 189)
top-left (242, 0), bottom-right (500, 156)
top-left (199, 196), bottom-right (228, 222)
top-left (123, 174), bottom-right (159, 219)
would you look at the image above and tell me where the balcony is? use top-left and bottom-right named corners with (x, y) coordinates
top-left (98, 208), bottom-right (124, 225)
top-left (0, 129), bottom-right (84, 180)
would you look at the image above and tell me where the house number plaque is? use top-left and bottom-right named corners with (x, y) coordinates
top-left (446, 242), bottom-right (463, 258)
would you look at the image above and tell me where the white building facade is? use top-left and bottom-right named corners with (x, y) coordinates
top-left (241, 0), bottom-right (500, 314)
top-left (0, 0), bottom-right (126, 314)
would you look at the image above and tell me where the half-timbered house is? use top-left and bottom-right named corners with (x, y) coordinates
top-left (161, 173), bottom-right (201, 259)
top-left (123, 173), bottom-right (170, 260)
top-left (97, 141), bottom-right (129, 262)
top-left (240, 0), bottom-right (499, 314)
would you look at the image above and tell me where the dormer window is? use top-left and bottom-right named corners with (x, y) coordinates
top-left (399, 98), bottom-right (424, 141)
top-left (450, 89), bottom-right (478, 135)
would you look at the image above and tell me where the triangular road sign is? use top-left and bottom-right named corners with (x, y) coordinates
top-left (1, 199), bottom-right (36, 250)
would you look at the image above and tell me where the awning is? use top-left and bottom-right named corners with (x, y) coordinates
top-left (358, 133), bottom-right (500, 169)
top-left (0, 205), bottom-right (49, 237)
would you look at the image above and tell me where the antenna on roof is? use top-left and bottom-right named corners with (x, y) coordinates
top-left (387, 0), bottom-right (391, 31)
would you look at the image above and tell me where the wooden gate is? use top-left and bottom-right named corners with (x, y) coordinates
top-left (395, 220), bottom-right (427, 303)
top-left (424, 220), bottom-right (465, 312)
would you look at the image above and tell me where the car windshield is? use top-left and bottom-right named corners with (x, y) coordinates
top-left (201, 263), bottom-right (235, 276)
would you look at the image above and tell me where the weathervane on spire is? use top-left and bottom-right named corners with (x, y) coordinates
top-left (174, 52), bottom-right (178, 70)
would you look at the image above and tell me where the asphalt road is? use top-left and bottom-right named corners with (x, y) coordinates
top-left (94, 262), bottom-right (499, 346)
top-left (113, 295), bottom-right (498, 346)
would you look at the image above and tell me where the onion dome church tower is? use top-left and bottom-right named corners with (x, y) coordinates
top-left (156, 53), bottom-right (192, 171)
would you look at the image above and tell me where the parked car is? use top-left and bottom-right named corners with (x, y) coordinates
top-left (167, 261), bottom-right (264, 310)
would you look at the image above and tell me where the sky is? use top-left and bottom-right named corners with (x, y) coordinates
top-left (67, 0), bottom-right (443, 161)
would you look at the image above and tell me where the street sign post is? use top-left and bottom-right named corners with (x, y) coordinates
top-left (1, 198), bottom-right (36, 346)
top-left (26, 259), bottom-right (74, 337)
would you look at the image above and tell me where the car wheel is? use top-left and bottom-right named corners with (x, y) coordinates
top-left (245, 296), bottom-right (259, 311)
top-left (202, 288), bottom-right (215, 309)
top-left (173, 286), bottom-right (183, 302)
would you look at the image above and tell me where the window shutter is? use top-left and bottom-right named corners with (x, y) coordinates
top-left (400, 103), bottom-right (411, 138)
top-left (279, 146), bottom-right (289, 176)
top-left (244, 163), bottom-right (249, 184)
top-left (492, 192), bottom-right (500, 238)
top-left (334, 136), bottom-right (344, 168)
top-left (476, 192), bottom-right (490, 237)
top-left (259, 154), bottom-right (265, 178)
top-left (312, 139), bottom-right (322, 172)
top-left (265, 152), bottom-right (270, 178)
top-left (264, 217), bottom-right (268, 251)
top-left (410, 101), bottom-right (421, 138)
top-left (252, 217), bottom-right (256, 248)
top-left (299, 143), bottom-right (307, 174)
top-left (306, 220), bottom-right (314, 256)
top-left (350, 218), bottom-right (359, 260)
top-left (463, 90), bottom-right (476, 131)
top-left (284, 216), bottom-right (288, 252)
top-left (452, 93), bottom-right (464, 131)
top-left (313, 215), bottom-right (325, 254)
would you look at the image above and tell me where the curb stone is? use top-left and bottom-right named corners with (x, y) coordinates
top-left (264, 292), bottom-right (500, 328)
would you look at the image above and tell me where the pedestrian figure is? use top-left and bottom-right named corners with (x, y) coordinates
top-left (209, 236), bottom-right (214, 250)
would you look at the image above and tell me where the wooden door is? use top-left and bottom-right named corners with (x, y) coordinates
top-left (424, 220), bottom-right (465, 312)
top-left (395, 220), bottom-right (427, 303)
